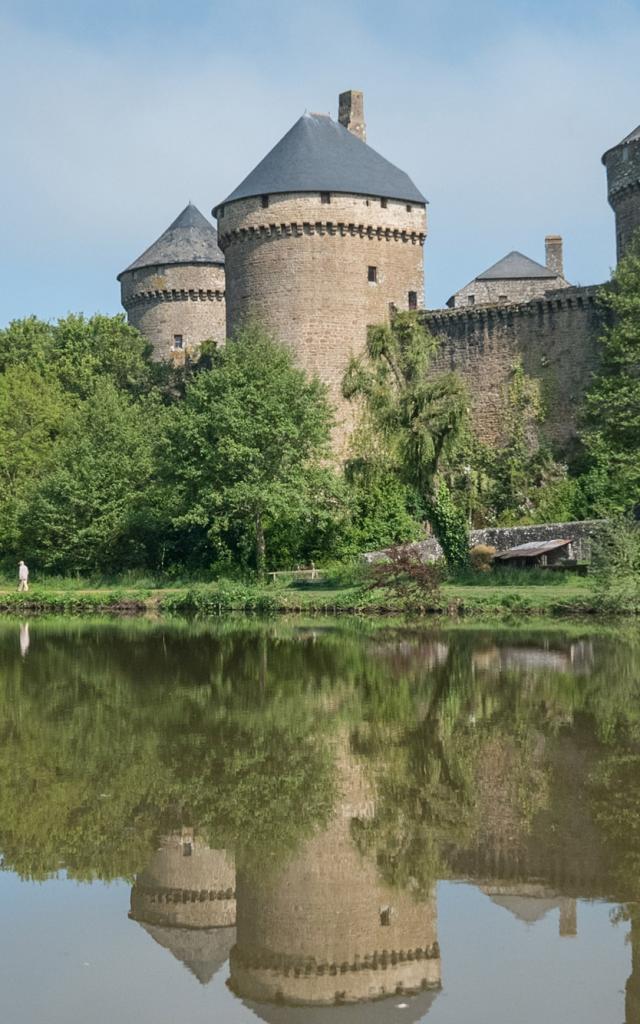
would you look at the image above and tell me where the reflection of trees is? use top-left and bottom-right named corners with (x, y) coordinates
top-left (352, 630), bottom-right (640, 903)
top-left (0, 619), bottom-right (348, 880)
top-left (2, 618), bottom-right (640, 907)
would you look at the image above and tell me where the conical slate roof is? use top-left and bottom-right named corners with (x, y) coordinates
top-left (602, 124), bottom-right (640, 162)
top-left (137, 922), bottom-right (236, 985)
top-left (476, 250), bottom-right (556, 281)
top-left (620, 124), bottom-right (640, 145)
top-left (214, 113), bottom-right (426, 211)
top-left (118, 203), bottom-right (224, 278)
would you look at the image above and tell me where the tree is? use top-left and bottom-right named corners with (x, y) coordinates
top-left (17, 381), bottom-right (162, 573)
top-left (580, 233), bottom-right (640, 515)
top-left (161, 323), bottom-right (334, 575)
top-left (343, 312), bottom-right (469, 566)
top-left (0, 313), bottom-right (157, 399)
top-left (0, 367), bottom-right (71, 558)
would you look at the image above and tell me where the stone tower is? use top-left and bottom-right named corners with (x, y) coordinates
top-left (213, 91), bottom-right (427, 448)
top-left (602, 124), bottom-right (640, 263)
top-left (118, 203), bottom-right (225, 361)
top-left (129, 830), bottom-right (236, 985)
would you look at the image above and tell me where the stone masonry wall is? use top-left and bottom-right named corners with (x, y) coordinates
top-left (364, 519), bottom-right (604, 565)
top-left (423, 286), bottom-right (605, 448)
top-left (218, 192), bottom-right (426, 451)
top-left (120, 262), bottom-right (226, 361)
top-left (450, 274), bottom-right (569, 308)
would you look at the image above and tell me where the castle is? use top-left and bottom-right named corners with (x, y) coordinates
top-left (119, 91), bottom-right (640, 451)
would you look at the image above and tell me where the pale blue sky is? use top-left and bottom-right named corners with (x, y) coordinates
top-left (1, 0), bottom-right (639, 322)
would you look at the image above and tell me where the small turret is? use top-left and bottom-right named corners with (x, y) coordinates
top-left (118, 203), bottom-right (226, 361)
top-left (602, 124), bottom-right (640, 263)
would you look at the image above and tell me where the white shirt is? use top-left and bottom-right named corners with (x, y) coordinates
top-left (18, 564), bottom-right (28, 581)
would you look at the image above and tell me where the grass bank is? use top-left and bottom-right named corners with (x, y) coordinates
top-left (0, 571), bottom-right (604, 617)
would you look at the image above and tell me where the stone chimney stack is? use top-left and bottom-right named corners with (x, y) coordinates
top-left (545, 235), bottom-right (564, 278)
top-left (338, 90), bottom-right (366, 143)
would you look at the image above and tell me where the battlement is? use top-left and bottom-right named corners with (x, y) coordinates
top-left (218, 219), bottom-right (426, 251)
top-left (424, 284), bottom-right (601, 330)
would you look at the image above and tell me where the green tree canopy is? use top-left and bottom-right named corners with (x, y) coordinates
top-left (161, 324), bottom-right (335, 574)
top-left (343, 313), bottom-right (469, 565)
top-left (580, 233), bottom-right (640, 515)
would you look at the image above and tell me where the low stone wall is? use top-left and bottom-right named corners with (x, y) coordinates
top-left (363, 519), bottom-right (605, 565)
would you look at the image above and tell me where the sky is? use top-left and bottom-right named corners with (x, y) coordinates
top-left (1, 0), bottom-right (640, 323)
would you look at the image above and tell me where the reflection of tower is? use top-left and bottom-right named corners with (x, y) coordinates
top-left (481, 886), bottom-right (577, 936)
top-left (626, 906), bottom-right (640, 1024)
top-left (129, 830), bottom-right (235, 984)
top-left (229, 741), bottom-right (440, 1016)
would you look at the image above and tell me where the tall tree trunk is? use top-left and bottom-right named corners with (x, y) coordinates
top-left (255, 509), bottom-right (266, 578)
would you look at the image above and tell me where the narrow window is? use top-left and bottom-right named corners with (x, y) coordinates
top-left (380, 906), bottom-right (392, 926)
top-left (173, 334), bottom-right (183, 349)
top-left (381, 197), bottom-right (388, 208)
top-left (261, 194), bottom-right (269, 208)
top-left (406, 203), bottom-right (412, 212)
top-left (218, 204), bottom-right (225, 218)
top-left (320, 192), bottom-right (331, 204)
top-left (468, 295), bottom-right (475, 306)
top-left (183, 841), bottom-right (193, 857)
top-left (368, 266), bottom-right (377, 283)
top-left (408, 290), bottom-right (417, 310)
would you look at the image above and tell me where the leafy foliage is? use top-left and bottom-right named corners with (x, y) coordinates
top-left (343, 313), bottom-right (469, 564)
top-left (366, 545), bottom-right (444, 611)
top-left (159, 323), bottom-right (334, 575)
top-left (579, 233), bottom-right (640, 515)
top-left (592, 517), bottom-right (640, 612)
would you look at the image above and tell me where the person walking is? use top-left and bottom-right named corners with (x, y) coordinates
top-left (18, 560), bottom-right (29, 592)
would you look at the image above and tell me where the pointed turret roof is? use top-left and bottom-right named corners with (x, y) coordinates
top-left (476, 250), bottom-right (556, 281)
top-left (602, 124), bottom-right (640, 162)
top-left (214, 113), bottom-right (426, 211)
top-left (118, 203), bottom-right (224, 279)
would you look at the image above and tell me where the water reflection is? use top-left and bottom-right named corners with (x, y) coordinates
top-left (1, 618), bottom-right (640, 1021)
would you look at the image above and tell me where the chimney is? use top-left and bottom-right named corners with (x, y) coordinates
top-left (545, 235), bottom-right (564, 278)
top-left (338, 90), bottom-right (366, 143)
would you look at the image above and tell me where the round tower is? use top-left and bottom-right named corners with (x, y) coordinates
top-left (213, 91), bottom-right (427, 450)
top-left (602, 124), bottom-right (640, 264)
top-left (129, 831), bottom-right (236, 985)
top-left (118, 203), bottom-right (226, 362)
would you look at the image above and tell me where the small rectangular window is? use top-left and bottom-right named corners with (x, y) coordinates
top-left (320, 192), bottom-right (331, 204)
top-left (498, 294), bottom-right (508, 303)
top-left (368, 266), bottom-right (377, 283)
top-left (173, 335), bottom-right (183, 349)
top-left (381, 197), bottom-right (388, 208)
top-left (261, 194), bottom-right (269, 208)
top-left (182, 841), bottom-right (193, 857)
top-left (467, 295), bottom-right (475, 306)
top-left (406, 204), bottom-right (412, 212)
top-left (380, 906), bottom-right (392, 926)
top-left (408, 291), bottom-right (417, 310)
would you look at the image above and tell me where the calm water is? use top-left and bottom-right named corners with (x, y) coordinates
top-left (1, 617), bottom-right (640, 1023)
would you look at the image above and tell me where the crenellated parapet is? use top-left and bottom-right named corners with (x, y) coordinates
top-left (218, 219), bottom-right (425, 250)
top-left (125, 287), bottom-right (225, 307)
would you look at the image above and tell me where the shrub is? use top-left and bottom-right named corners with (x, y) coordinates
top-left (367, 546), bottom-right (444, 612)
top-left (592, 517), bottom-right (640, 613)
top-left (469, 544), bottom-right (496, 572)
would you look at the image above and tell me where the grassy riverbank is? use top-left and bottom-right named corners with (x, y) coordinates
top-left (0, 571), bottom-right (603, 617)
